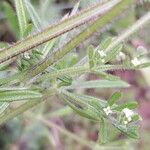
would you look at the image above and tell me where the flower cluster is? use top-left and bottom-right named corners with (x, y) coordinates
top-left (122, 108), bottom-right (134, 125)
top-left (98, 50), bottom-right (106, 63)
top-left (131, 57), bottom-right (141, 66)
top-left (103, 106), bottom-right (112, 116)
top-left (116, 52), bottom-right (126, 61)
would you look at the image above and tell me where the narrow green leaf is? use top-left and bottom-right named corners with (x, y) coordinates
top-left (65, 80), bottom-right (130, 89)
top-left (15, 0), bottom-right (28, 37)
top-left (0, 102), bottom-right (9, 114)
top-left (105, 44), bottom-right (123, 63)
top-left (98, 118), bottom-right (107, 144)
top-left (132, 114), bottom-right (140, 122)
top-left (23, 23), bottom-right (33, 37)
top-left (2, 2), bottom-right (19, 38)
top-left (24, 0), bottom-right (42, 30)
top-left (99, 37), bottom-right (112, 50)
top-left (137, 62), bottom-right (150, 69)
top-left (113, 101), bottom-right (138, 111)
top-left (126, 127), bottom-right (138, 139)
top-left (87, 45), bottom-right (95, 69)
top-left (60, 91), bottom-right (102, 121)
top-left (0, 90), bottom-right (42, 102)
top-left (107, 91), bottom-right (122, 106)
top-left (94, 70), bottom-right (120, 81)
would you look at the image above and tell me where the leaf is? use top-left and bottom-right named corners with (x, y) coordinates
top-left (98, 118), bottom-right (107, 144)
top-left (105, 44), bottom-right (123, 63)
top-left (0, 100), bottom-right (41, 125)
top-left (99, 37), bottom-right (112, 50)
top-left (107, 91), bottom-right (122, 106)
top-left (60, 91), bottom-right (105, 121)
top-left (23, 23), bottom-right (33, 37)
top-left (131, 114), bottom-right (140, 122)
top-left (65, 80), bottom-right (130, 89)
top-left (112, 120), bottom-right (138, 139)
top-left (0, 102), bottom-right (9, 114)
top-left (24, 0), bottom-right (42, 31)
top-left (0, 90), bottom-right (42, 102)
top-left (87, 45), bottom-right (95, 69)
top-left (137, 62), bottom-right (150, 69)
top-left (126, 127), bottom-right (138, 139)
top-left (94, 70), bottom-right (120, 81)
top-left (15, 0), bottom-right (28, 37)
top-left (113, 101), bottom-right (138, 111)
top-left (2, 2), bottom-right (19, 38)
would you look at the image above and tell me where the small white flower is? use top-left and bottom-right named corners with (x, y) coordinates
top-left (122, 108), bottom-right (134, 123)
top-left (98, 50), bottom-right (106, 58)
top-left (127, 116), bottom-right (132, 122)
top-left (101, 59), bottom-right (105, 63)
top-left (24, 52), bottom-right (30, 59)
top-left (122, 108), bottom-right (134, 118)
top-left (131, 57), bottom-right (141, 66)
top-left (103, 106), bottom-right (112, 116)
top-left (124, 120), bottom-right (128, 125)
top-left (116, 52), bottom-right (126, 61)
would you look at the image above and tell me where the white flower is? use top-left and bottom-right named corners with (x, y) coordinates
top-left (116, 52), bottom-right (126, 61)
top-left (122, 108), bottom-right (134, 118)
top-left (24, 52), bottom-right (30, 59)
top-left (124, 120), bottom-right (128, 125)
top-left (98, 50), bottom-right (106, 58)
top-left (127, 116), bottom-right (132, 122)
top-left (103, 106), bottom-right (112, 116)
top-left (131, 57), bottom-right (141, 66)
top-left (122, 108), bottom-right (134, 123)
top-left (101, 59), bottom-right (105, 63)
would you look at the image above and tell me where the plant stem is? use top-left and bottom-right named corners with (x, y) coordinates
top-left (37, 65), bottom-right (89, 82)
top-left (26, 0), bottom-right (134, 80)
top-left (38, 116), bottom-right (124, 150)
top-left (106, 11), bottom-right (150, 52)
top-left (0, 0), bottom-right (115, 63)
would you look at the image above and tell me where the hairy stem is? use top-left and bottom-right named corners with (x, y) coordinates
top-left (38, 116), bottom-right (124, 149)
top-left (26, 0), bottom-right (134, 80)
top-left (0, 0), bottom-right (115, 63)
top-left (106, 11), bottom-right (150, 52)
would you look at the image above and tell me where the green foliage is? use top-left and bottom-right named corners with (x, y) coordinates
top-left (0, 0), bottom-right (150, 146)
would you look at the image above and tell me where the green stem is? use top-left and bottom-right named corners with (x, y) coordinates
top-left (39, 116), bottom-right (123, 150)
top-left (106, 11), bottom-right (150, 52)
top-left (0, 0), bottom-right (113, 63)
top-left (26, 0), bottom-right (134, 80)
top-left (37, 65), bottom-right (89, 82)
